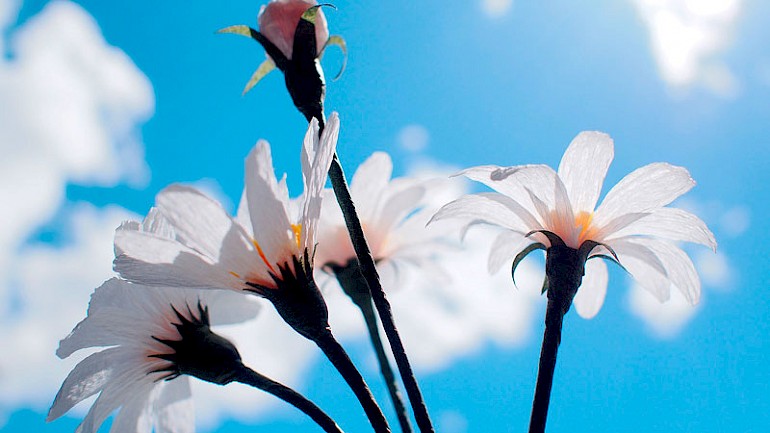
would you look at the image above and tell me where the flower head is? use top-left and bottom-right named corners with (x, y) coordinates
top-left (432, 132), bottom-right (716, 318)
top-left (114, 115), bottom-right (339, 339)
top-left (258, 0), bottom-right (329, 61)
top-left (314, 152), bottom-right (454, 290)
top-left (48, 279), bottom-right (258, 433)
top-left (218, 1), bottom-right (346, 120)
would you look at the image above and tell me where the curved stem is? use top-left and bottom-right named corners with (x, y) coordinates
top-left (315, 330), bottom-right (392, 433)
top-left (334, 264), bottom-right (414, 433)
top-left (528, 296), bottom-right (564, 433)
top-left (233, 364), bottom-right (343, 433)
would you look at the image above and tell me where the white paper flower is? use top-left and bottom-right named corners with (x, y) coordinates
top-left (114, 115), bottom-right (338, 296)
top-left (431, 131), bottom-right (716, 319)
top-left (48, 278), bottom-right (260, 433)
top-left (314, 151), bottom-right (454, 289)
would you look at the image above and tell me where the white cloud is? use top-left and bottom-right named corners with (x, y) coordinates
top-left (719, 205), bottom-right (750, 238)
top-left (480, 0), bottom-right (514, 18)
top-left (628, 282), bottom-right (699, 338)
top-left (437, 410), bottom-right (469, 433)
top-left (694, 249), bottom-right (733, 290)
top-left (397, 124), bottom-right (430, 153)
top-left (0, 0), bottom-right (153, 274)
top-left (631, 0), bottom-right (742, 97)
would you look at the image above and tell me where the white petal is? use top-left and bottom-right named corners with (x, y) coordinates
top-left (301, 113), bottom-right (339, 252)
top-left (110, 383), bottom-right (154, 433)
top-left (558, 131), bottom-right (614, 213)
top-left (429, 193), bottom-right (532, 236)
top-left (607, 238), bottom-right (671, 302)
top-left (594, 162), bottom-right (695, 227)
top-left (488, 230), bottom-right (527, 274)
top-left (460, 165), bottom-right (532, 203)
top-left (155, 378), bottom-right (194, 433)
top-left (573, 259), bottom-right (608, 319)
top-left (607, 207), bottom-right (717, 251)
top-left (114, 230), bottom-right (239, 289)
top-left (376, 183), bottom-right (426, 235)
top-left (633, 238), bottom-right (701, 304)
top-left (155, 185), bottom-right (240, 259)
top-left (349, 151), bottom-right (392, 221)
top-left (141, 208), bottom-right (176, 239)
top-left (76, 366), bottom-right (150, 433)
top-left (245, 140), bottom-right (293, 262)
top-left (48, 348), bottom-right (118, 421)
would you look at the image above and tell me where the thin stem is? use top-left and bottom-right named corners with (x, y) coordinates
top-left (528, 296), bottom-right (565, 433)
top-left (315, 330), bottom-right (392, 433)
top-left (327, 155), bottom-right (434, 433)
top-left (308, 113), bottom-right (433, 433)
top-left (334, 264), bottom-right (414, 433)
top-left (233, 364), bottom-right (343, 433)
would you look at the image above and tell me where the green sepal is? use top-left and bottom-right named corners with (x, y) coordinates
top-left (511, 242), bottom-right (546, 289)
top-left (216, 25), bottom-right (253, 38)
top-left (242, 58), bottom-right (276, 95)
top-left (323, 35), bottom-right (348, 80)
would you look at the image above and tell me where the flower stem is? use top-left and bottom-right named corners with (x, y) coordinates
top-left (528, 296), bottom-right (565, 433)
top-left (233, 364), bottom-right (343, 433)
top-left (312, 115), bottom-right (434, 433)
top-left (315, 329), bottom-right (392, 433)
top-left (528, 244), bottom-right (584, 433)
top-left (333, 262), bottom-right (414, 433)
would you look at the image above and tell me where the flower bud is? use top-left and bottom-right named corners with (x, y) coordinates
top-left (258, 0), bottom-right (329, 61)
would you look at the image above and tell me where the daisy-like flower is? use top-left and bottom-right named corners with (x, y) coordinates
top-left (112, 115), bottom-right (391, 432)
top-left (114, 115), bottom-right (338, 340)
top-left (315, 151), bottom-right (453, 290)
top-left (431, 131), bottom-right (716, 318)
top-left (48, 278), bottom-right (259, 433)
top-left (218, 0), bottom-right (346, 120)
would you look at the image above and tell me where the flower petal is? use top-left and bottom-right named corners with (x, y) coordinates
top-left (606, 238), bottom-right (671, 302)
top-left (607, 207), bottom-right (717, 251)
top-left (633, 238), bottom-right (701, 304)
top-left (48, 348), bottom-right (119, 421)
top-left (558, 131), bottom-right (614, 214)
top-left (301, 113), bottom-right (338, 252)
top-left (487, 230), bottom-right (527, 274)
top-left (245, 140), bottom-right (293, 262)
top-left (594, 162), bottom-right (695, 227)
top-left (349, 151), bottom-right (392, 222)
top-left (430, 193), bottom-right (533, 237)
top-left (155, 185), bottom-right (242, 260)
top-left (155, 378), bottom-right (194, 433)
top-left (573, 258), bottom-right (608, 319)
top-left (376, 183), bottom-right (426, 235)
top-left (114, 230), bottom-right (240, 289)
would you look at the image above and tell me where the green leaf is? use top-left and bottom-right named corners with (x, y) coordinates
top-left (323, 35), bottom-right (348, 81)
top-left (511, 242), bottom-right (546, 289)
top-left (242, 58), bottom-right (276, 96)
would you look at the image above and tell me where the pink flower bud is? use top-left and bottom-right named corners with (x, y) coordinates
top-left (258, 0), bottom-right (329, 60)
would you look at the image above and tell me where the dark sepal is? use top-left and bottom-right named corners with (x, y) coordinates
top-left (246, 250), bottom-right (331, 342)
top-left (148, 301), bottom-right (243, 385)
top-left (511, 242), bottom-right (546, 289)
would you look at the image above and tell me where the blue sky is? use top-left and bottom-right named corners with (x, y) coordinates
top-left (1, 0), bottom-right (769, 432)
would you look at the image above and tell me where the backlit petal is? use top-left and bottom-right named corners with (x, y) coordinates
top-left (573, 259), bottom-right (608, 319)
top-left (607, 207), bottom-right (717, 251)
top-left (594, 162), bottom-right (694, 227)
top-left (558, 131), bottom-right (614, 214)
top-left (350, 151), bottom-right (392, 221)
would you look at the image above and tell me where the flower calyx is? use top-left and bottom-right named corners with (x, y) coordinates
top-left (149, 301), bottom-right (243, 385)
top-left (246, 250), bottom-right (331, 342)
